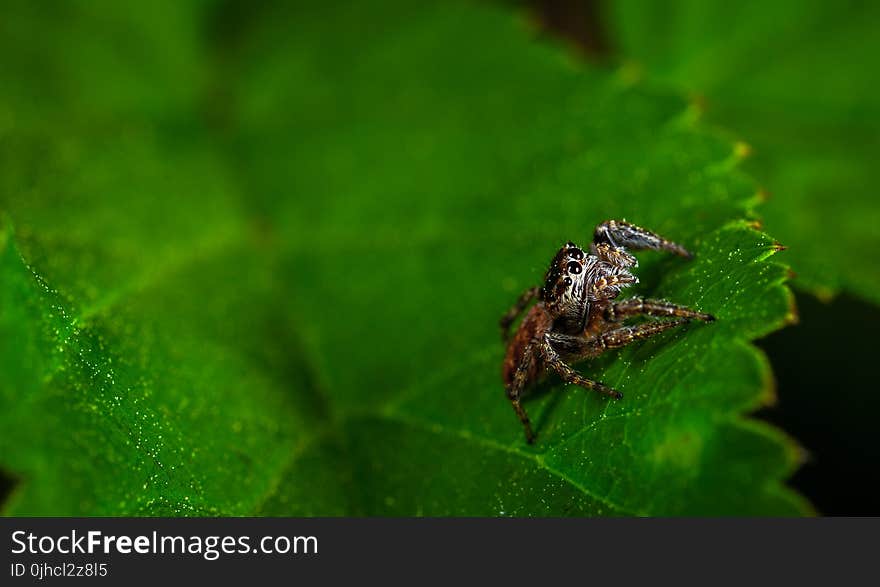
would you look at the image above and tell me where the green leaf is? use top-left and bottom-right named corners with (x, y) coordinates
top-left (0, 0), bottom-right (807, 515)
top-left (605, 0), bottom-right (880, 304)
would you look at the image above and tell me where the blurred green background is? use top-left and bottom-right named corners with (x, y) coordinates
top-left (0, 0), bottom-right (878, 515)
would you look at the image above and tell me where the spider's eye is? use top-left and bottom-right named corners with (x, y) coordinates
top-left (567, 261), bottom-right (582, 274)
top-left (563, 276), bottom-right (572, 287)
top-left (569, 248), bottom-right (584, 260)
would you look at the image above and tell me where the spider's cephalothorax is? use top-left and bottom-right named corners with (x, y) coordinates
top-left (499, 220), bottom-right (714, 444)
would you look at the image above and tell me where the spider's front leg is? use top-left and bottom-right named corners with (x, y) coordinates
top-left (592, 219), bottom-right (693, 267)
top-left (499, 286), bottom-right (541, 341)
top-left (605, 296), bottom-right (715, 323)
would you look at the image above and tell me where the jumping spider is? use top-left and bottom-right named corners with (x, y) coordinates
top-left (500, 220), bottom-right (714, 443)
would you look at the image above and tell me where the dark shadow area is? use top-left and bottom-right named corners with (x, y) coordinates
top-left (0, 469), bottom-right (16, 509)
top-left (528, 0), bottom-right (612, 59)
top-left (757, 292), bottom-right (880, 515)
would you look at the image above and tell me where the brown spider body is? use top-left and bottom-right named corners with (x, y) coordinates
top-left (499, 220), bottom-right (715, 443)
top-left (502, 304), bottom-right (551, 390)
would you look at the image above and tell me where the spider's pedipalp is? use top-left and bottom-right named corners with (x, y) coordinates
top-left (591, 241), bottom-right (638, 268)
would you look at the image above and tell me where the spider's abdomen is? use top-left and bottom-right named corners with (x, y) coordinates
top-left (502, 304), bottom-right (552, 389)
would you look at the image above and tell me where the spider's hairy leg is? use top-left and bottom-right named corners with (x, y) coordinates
top-left (547, 317), bottom-right (696, 372)
top-left (539, 335), bottom-right (623, 399)
top-left (592, 219), bottom-right (693, 261)
top-left (597, 318), bottom-right (692, 350)
top-left (507, 341), bottom-right (537, 443)
top-left (606, 296), bottom-right (715, 322)
top-left (499, 286), bottom-right (541, 341)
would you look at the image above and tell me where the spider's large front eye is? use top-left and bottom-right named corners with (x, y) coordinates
top-left (567, 261), bottom-right (582, 274)
top-left (569, 248), bottom-right (584, 260)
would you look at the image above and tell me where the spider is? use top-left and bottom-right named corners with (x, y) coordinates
top-left (500, 219), bottom-right (715, 443)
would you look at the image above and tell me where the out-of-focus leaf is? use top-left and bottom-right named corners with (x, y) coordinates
top-left (606, 0), bottom-right (880, 303)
